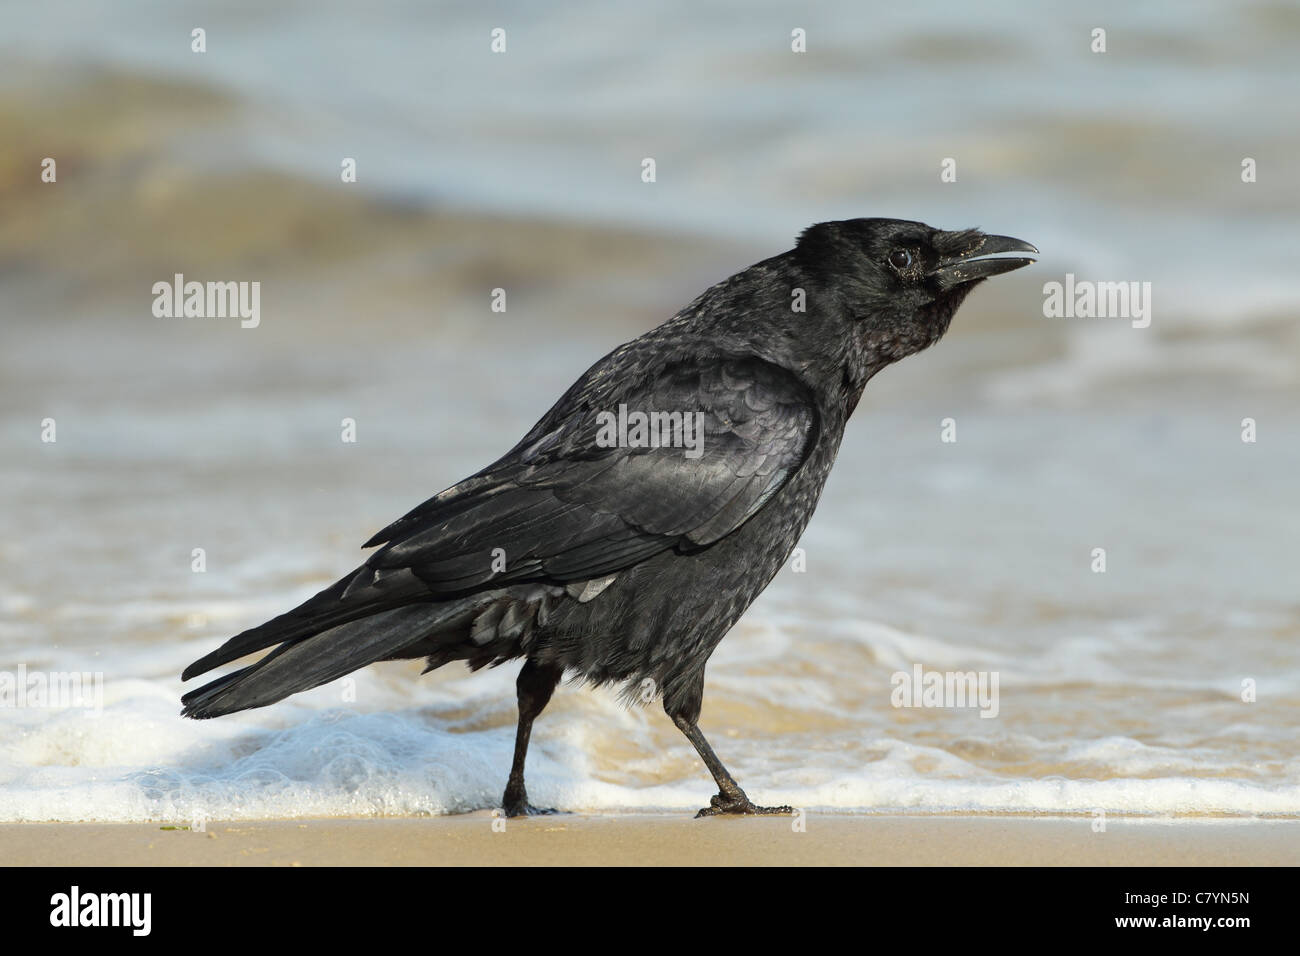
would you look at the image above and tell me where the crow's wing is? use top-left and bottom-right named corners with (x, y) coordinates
top-left (360, 354), bottom-right (819, 592)
top-left (183, 354), bottom-right (818, 681)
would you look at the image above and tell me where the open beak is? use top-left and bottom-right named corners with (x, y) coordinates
top-left (930, 234), bottom-right (1038, 288)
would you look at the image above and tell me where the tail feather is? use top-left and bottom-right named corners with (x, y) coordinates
top-left (181, 568), bottom-right (425, 682)
top-left (180, 600), bottom-right (474, 719)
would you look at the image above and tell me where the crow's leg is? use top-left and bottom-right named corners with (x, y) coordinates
top-left (501, 658), bottom-right (564, 817)
top-left (664, 672), bottom-right (793, 818)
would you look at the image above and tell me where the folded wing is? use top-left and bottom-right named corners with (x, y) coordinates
top-left (182, 353), bottom-right (818, 690)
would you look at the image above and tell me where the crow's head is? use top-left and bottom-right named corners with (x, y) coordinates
top-left (795, 217), bottom-right (1036, 362)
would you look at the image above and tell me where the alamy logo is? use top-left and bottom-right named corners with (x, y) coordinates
top-left (152, 274), bottom-right (261, 328)
top-left (595, 404), bottom-right (705, 459)
top-left (0, 665), bottom-right (103, 714)
top-left (890, 664), bottom-right (999, 718)
top-left (1042, 273), bottom-right (1151, 328)
top-left (50, 886), bottom-right (151, 936)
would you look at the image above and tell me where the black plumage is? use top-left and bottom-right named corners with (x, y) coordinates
top-left (181, 218), bottom-right (1036, 816)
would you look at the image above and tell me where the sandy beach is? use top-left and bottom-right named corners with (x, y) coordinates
top-left (5, 815), bottom-right (1298, 867)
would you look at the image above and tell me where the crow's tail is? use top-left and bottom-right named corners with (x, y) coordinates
top-left (180, 599), bottom-right (476, 719)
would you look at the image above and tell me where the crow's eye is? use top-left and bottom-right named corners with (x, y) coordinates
top-left (888, 249), bottom-right (913, 270)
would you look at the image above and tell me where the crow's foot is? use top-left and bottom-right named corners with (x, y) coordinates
top-left (695, 790), bottom-right (794, 818)
top-left (502, 790), bottom-right (559, 818)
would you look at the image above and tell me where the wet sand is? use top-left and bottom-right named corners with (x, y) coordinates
top-left (5, 815), bottom-right (1298, 867)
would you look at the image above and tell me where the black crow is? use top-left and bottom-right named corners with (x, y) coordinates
top-left (181, 218), bottom-right (1036, 817)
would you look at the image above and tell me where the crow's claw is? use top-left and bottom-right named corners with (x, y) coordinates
top-left (695, 791), bottom-right (794, 818)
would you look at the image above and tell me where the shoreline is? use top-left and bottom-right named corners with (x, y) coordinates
top-left (6, 814), bottom-right (1298, 866)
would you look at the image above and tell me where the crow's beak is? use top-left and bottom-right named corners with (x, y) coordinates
top-left (930, 234), bottom-right (1038, 288)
